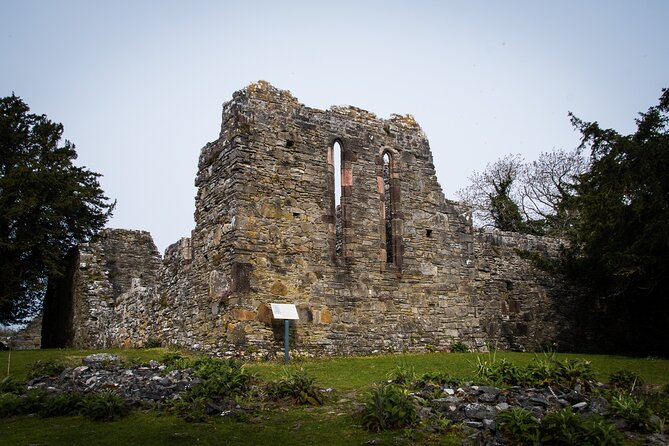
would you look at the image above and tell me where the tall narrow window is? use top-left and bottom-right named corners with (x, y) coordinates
top-left (333, 141), bottom-right (343, 257)
top-left (383, 152), bottom-right (394, 263)
top-left (378, 149), bottom-right (402, 270)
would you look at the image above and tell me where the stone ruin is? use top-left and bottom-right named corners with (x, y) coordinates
top-left (34, 81), bottom-right (581, 357)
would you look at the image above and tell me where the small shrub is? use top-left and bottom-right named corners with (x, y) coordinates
top-left (19, 388), bottom-right (48, 414)
top-left (525, 356), bottom-right (561, 387)
top-left (609, 369), bottom-right (643, 391)
top-left (540, 409), bottom-right (624, 445)
top-left (639, 388), bottom-right (669, 425)
top-left (170, 396), bottom-right (208, 423)
top-left (582, 417), bottom-right (625, 445)
top-left (161, 351), bottom-right (191, 369)
top-left (0, 376), bottom-right (24, 394)
top-left (0, 392), bottom-right (23, 417)
top-left (497, 407), bottom-right (540, 445)
top-left (474, 356), bottom-right (522, 386)
top-left (555, 358), bottom-right (594, 385)
top-left (80, 391), bottom-right (130, 421)
top-left (430, 414), bottom-right (456, 434)
top-left (266, 367), bottom-right (323, 405)
top-left (387, 363), bottom-right (417, 386)
top-left (540, 408), bottom-right (587, 444)
top-left (360, 384), bottom-right (418, 432)
top-left (475, 354), bottom-right (594, 388)
top-left (39, 392), bottom-right (83, 418)
top-left (416, 371), bottom-right (458, 388)
top-left (27, 359), bottom-right (66, 379)
top-left (143, 338), bottom-right (162, 348)
top-left (187, 357), bottom-right (253, 399)
top-left (609, 394), bottom-right (653, 431)
top-left (450, 342), bottom-right (469, 353)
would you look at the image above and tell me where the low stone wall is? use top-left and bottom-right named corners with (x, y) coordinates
top-left (7, 313), bottom-right (42, 350)
top-left (473, 230), bottom-right (579, 352)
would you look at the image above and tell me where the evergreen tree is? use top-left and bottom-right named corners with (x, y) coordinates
top-left (563, 88), bottom-right (669, 354)
top-left (0, 95), bottom-right (114, 324)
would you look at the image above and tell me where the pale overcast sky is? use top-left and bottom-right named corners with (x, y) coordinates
top-left (2, 0), bottom-right (668, 253)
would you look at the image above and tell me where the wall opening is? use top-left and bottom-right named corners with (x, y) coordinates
top-left (377, 149), bottom-right (402, 269)
top-left (333, 141), bottom-right (343, 257)
top-left (383, 152), bottom-right (394, 264)
top-left (41, 248), bottom-right (77, 348)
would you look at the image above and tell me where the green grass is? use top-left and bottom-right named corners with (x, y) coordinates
top-left (0, 410), bottom-right (395, 446)
top-left (1, 348), bottom-right (668, 445)
top-left (247, 351), bottom-right (669, 391)
top-left (0, 347), bottom-right (171, 381)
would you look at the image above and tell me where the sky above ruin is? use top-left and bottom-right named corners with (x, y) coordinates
top-left (2, 0), bottom-right (668, 253)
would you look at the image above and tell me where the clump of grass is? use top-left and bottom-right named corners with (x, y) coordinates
top-left (415, 370), bottom-right (458, 388)
top-left (143, 338), bottom-right (162, 348)
top-left (387, 363), bottom-right (417, 386)
top-left (609, 369), bottom-right (643, 391)
top-left (450, 342), bottom-right (469, 353)
top-left (474, 353), bottom-right (594, 388)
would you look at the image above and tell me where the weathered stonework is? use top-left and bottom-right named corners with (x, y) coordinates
top-left (39, 82), bottom-right (581, 356)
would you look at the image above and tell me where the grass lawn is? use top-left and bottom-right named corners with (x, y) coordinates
top-left (1, 348), bottom-right (667, 445)
top-left (1, 410), bottom-right (406, 446)
top-left (247, 351), bottom-right (669, 390)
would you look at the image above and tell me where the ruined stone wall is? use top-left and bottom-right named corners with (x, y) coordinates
top-left (149, 81), bottom-right (481, 356)
top-left (50, 82), bottom-right (583, 356)
top-left (68, 229), bottom-right (162, 348)
top-left (473, 230), bottom-right (579, 352)
top-left (143, 82), bottom-right (579, 356)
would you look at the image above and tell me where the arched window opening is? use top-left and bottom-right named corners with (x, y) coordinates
top-left (333, 141), bottom-right (343, 257)
top-left (383, 152), bottom-right (394, 264)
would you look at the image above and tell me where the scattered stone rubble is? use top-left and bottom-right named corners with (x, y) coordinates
top-left (24, 354), bottom-right (668, 445)
top-left (413, 381), bottom-right (668, 445)
top-left (27, 354), bottom-right (199, 405)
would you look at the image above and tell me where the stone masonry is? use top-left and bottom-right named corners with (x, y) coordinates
top-left (39, 81), bottom-right (580, 356)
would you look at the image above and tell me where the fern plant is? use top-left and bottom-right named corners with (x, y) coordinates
top-left (80, 391), bottom-right (130, 421)
top-left (266, 367), bottom-right (323, 405)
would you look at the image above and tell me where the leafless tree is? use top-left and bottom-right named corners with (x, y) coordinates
top-left (457, 149), bottom-right (588, 235)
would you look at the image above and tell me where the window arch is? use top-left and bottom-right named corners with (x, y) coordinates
top-left (377, 148), bottom-right (402, 269)
top-left (333, 140), bottom-right (343, 257)
top-left (327, 139), bottom-right (350, 262)
top-left (383, 152), bottom-right (393, 263)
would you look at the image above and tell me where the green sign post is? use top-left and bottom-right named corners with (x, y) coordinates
top-left (270, 303), bottom-right (299, 364)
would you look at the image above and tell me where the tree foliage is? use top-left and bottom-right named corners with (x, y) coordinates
top-left (457, 150), bottom-right (587, 236)
top-left (0, 95), bottom-right (114, 324)
top-left (562, 88), bottom-right (669, 354)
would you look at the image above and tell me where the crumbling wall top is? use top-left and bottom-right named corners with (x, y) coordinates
top-left (232, 80), bottom-right (300, 105)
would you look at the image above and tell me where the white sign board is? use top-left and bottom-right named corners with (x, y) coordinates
top-left (270, 303), bottom-right (299, 320)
